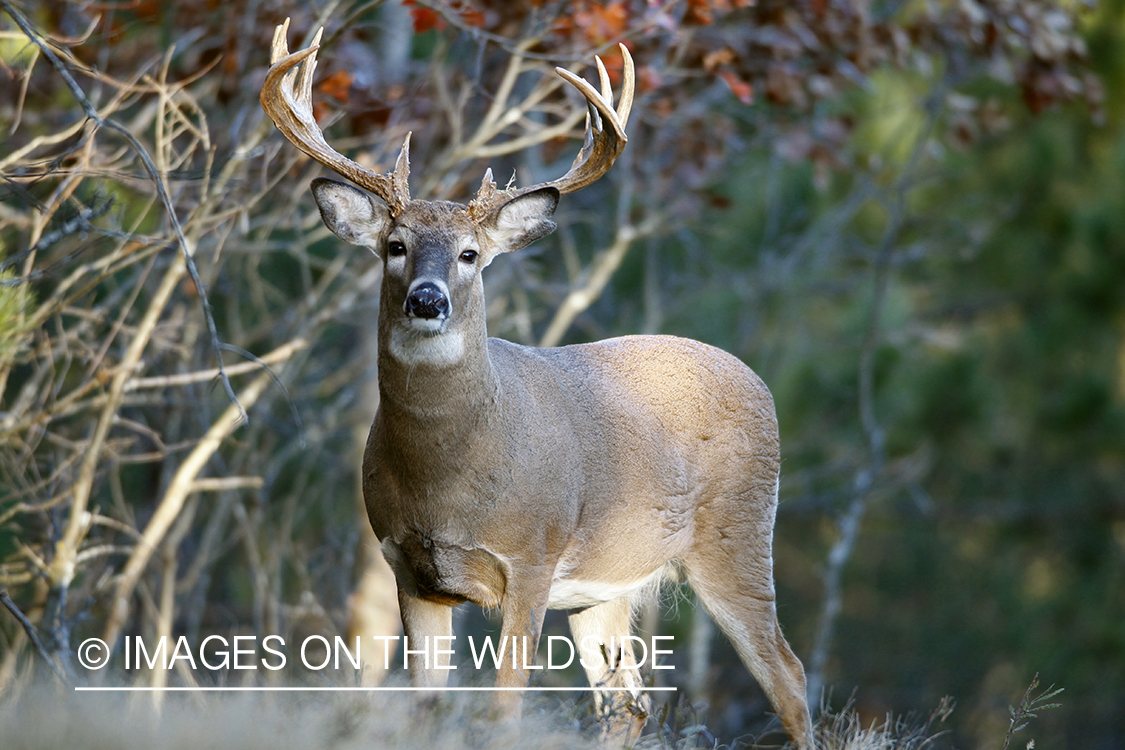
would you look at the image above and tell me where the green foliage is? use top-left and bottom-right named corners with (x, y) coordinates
top-left (1001, 674), bottom-right (1063, 750)
top-left (0, 270), bottom-right (33, 367)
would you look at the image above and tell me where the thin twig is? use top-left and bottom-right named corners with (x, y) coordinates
top-left (101, 369), bottom-right (275, 654)
top-left (0, 589), bottom-right (68, 686)
top-left (189, 476), bottom-right (264, 492)
top-left (124, 338), bottom-right (308, 391)
top-left (0, 0), bottom-right (245, 423)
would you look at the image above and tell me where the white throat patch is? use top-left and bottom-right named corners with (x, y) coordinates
top-left (388, 325), bottom-right (465, 366)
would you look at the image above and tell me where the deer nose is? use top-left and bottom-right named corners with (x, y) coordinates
top-left (405, 282), bottom-right (450, 320)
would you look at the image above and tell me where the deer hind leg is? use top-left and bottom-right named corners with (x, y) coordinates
top-left (687, 566), bottom-right (814, 750)
top-left (568, 597), bottom-right (650, 746)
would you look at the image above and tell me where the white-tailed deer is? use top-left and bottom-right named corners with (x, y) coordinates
top-left (262, 20), bottom-right (813, 749)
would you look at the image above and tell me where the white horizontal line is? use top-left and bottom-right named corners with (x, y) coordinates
top-left (74, 686), bottom-right (677, 693)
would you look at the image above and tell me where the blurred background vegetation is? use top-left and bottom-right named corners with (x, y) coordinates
top-left (1, 1), bottom-right (1121, 748)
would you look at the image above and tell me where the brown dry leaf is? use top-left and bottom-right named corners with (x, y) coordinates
top-left (685, 0), bottom-right (715, 25)
top-left (703, 48), bottom-right (737, 72)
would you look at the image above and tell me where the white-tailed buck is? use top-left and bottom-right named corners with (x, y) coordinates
top-left (262, 19), bottom-right (813, 749)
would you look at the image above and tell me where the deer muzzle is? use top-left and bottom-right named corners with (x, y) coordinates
top-left (405, 281), bottom-right (450, 323)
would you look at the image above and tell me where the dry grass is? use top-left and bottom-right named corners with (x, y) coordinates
top-left (0, 684), bottom-right (605, 750)
top-left (809, 696), bottom-right (955, 750)
top-left (0, 685), bottom-right (962, 750)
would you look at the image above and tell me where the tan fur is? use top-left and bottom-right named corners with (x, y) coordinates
top-left (307, 189), bottom-right (813, 749)
top-left (264, 28), bottom-right (810, 745)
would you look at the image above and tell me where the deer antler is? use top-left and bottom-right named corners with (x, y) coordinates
top-left (261, 19), bottom-right (411, 216)
top-left (263, 19), bottom-right (632, 220)
top-left (468, 45), bottom-right (635, 222)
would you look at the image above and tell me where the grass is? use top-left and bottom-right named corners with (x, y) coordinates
top-left (0, 672), bottom-right (1064, 750)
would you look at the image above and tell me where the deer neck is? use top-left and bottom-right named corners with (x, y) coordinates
top-left (375, 289), bottom-right (499, 424)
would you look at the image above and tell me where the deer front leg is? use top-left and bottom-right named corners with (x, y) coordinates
top-left (488, 576), bottom-right (552, 726)
top-left (398, 589), bottom-right (454, 686)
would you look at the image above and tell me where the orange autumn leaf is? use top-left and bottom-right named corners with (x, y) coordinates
top-left (317, 70), bottom-right (353, 103)
top-left (719, 70), bottom-right (754, 104)
top-left (311, 70), bottom-right (353, 123)
top-left (406, 4), bottom-right (445, 33)
top-left (685, 0), bottom-right (715, 25)
top-left (402, 0), bottom-right (483, 33)
top-left (573, 0), bottom-right (629, 45)
top-left (457, 6), bottom-right (486, 28)
top-left (685, 0), bottom-right (754, 25)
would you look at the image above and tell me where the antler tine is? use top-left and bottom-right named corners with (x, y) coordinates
top-left (595, 56), bottom-right (613, 108)
top-left (295, 27), bottom-right (324, 110)
top-left (261, 20), bottom-right (411, 215)
top-left (270, 18), bottom-right (290, 66)
top-left (544, 43), bottom-right (634, 195)
top-left (615, 46), bottom-right (635, 128)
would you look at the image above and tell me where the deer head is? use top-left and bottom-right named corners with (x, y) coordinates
top-left (261, 19), bottom-right (632, 368)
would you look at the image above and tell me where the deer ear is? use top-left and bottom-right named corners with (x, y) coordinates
top-left (482, 187), bottom-right (559, 256)
top-left (311, 178), bottom-right (391, 248)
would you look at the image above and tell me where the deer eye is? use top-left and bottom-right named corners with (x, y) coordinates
top-left (459, 249), bottom-right (479, 264)
top-left (387, 240), bottom-right (406, 257)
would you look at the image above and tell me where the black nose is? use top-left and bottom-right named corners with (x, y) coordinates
top-left (405, 282), bottom-right (450, 320)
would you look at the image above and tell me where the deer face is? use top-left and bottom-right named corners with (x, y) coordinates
top-left (265, 23), bottom-right (627, 366)
top-left (311, 178), bottom-right (558, 364)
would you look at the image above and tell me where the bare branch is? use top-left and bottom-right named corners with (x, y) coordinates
top-left (101, 369), bottom-right (275, 654)
top-left (0, 589), bottom-right (68, 686)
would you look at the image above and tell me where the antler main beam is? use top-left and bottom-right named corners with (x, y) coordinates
top-left (261, 19), bottom-right (634, 221)
top-left (261, 19), bottom-right (411, 215)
